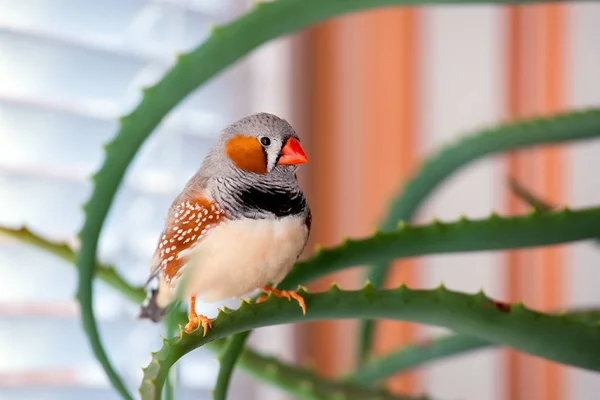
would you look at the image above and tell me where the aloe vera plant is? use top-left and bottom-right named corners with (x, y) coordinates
top-left (4, 0), bottom-right (600, 399)
top-left (4, 222), bottom-right (600, 400)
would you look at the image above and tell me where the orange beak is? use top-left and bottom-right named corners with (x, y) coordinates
top-left (277, 137), bottom-right (308, 165)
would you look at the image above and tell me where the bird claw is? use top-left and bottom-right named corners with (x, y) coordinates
top-left (256, 285), bottom-right (306, 315)
top-left (185, 313), bottom-right (213, 336)
top-left (184, 295), bottom-right (213, 336)
top-left (255, 295), bottom-right (269, 304)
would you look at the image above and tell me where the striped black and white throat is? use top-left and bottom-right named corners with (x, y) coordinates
top-left (214, 177), bottom-right (307, 220)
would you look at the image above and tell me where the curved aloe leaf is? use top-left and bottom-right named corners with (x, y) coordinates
top-left (203, 339), bottom-right (428, 400)
top-left (505, 178), bottom-right (600, 244)
top-left (350, 335), bottom-right (491, 384)
top-left (140, 284), bottom-right (600, 398)
top-left (347, 308), bottom-right (600, 385)
top-left (359, 108), bottom-right (600, 361)
top-left (281, 205), bottom-right (600, 287)
top-left (0, 226), bottom-right (177, 398)
top-left (213, 331), bottom-right (251, 400)
top-left (0, 226), bottom-right (145, 304)
top-left (508, 178), bottom-right (555, 211)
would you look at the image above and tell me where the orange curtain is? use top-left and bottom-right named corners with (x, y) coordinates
top-left (503, 4), bottom-right (567, 400)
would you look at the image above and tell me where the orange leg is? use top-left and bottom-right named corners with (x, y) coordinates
top-left (184, 295), bottom-right (213, 336)
top-left (256, 285), bottom-right (306, 315)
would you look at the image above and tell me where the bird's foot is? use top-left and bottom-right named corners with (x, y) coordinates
top-left (256, 285), bottom-right (306, 315)
top-left (184, 295), bottom-right (213, 336)
top-left (184, 313), bottom-right (212, 336)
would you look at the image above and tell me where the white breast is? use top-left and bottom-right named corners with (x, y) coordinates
top-left (175, 215), bottom-right (309, 302)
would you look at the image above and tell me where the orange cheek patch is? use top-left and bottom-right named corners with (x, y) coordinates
top-left (225, 135), bottom-right (267, 174)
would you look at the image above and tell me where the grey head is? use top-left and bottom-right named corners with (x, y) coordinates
top-left (200, 112), bottom-right (307, 181)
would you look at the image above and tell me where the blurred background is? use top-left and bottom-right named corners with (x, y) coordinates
top-left (0, 0), bottom-right (599, 399)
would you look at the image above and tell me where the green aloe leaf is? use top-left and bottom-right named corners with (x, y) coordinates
top-left (0, 226), bottom-right (176, 397)
top-left (505, 178), bottom-right (600, 245)
top-left (282, 205), bottom-right (600, 287)
top-left (507, 178), bottom-right (554, 211)
top-left (205, 337), bottom-right (432, 400)
top-left (359, 108), bottom-right (600, 361)
top-left (347, 308), bottom-right (600, 385)
top-left (348, 335), bottom-right (491, 384)
top-left (140, 284), bottom-right (600, 399)
top-left (0, 226), bottom-right (145, 304)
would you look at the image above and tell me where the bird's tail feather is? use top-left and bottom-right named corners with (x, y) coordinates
top-left (138, 287), bottom-right (167, 322)
top-left (138, 259), bottom-right (170, 322)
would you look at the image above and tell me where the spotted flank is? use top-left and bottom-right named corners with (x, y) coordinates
top-left (159, 198), bottom-right (226, 283)
top-left (138, 196), bottom-right (227, 322)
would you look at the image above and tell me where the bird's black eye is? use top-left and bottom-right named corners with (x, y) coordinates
top-left (260, 137), bottom-right (271, 146)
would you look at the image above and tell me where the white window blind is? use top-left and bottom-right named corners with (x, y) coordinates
top-left (0, 0), bottom-right (275, 398)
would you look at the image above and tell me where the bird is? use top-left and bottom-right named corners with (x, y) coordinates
top-left (138, 112), bottom-right (311, 336)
